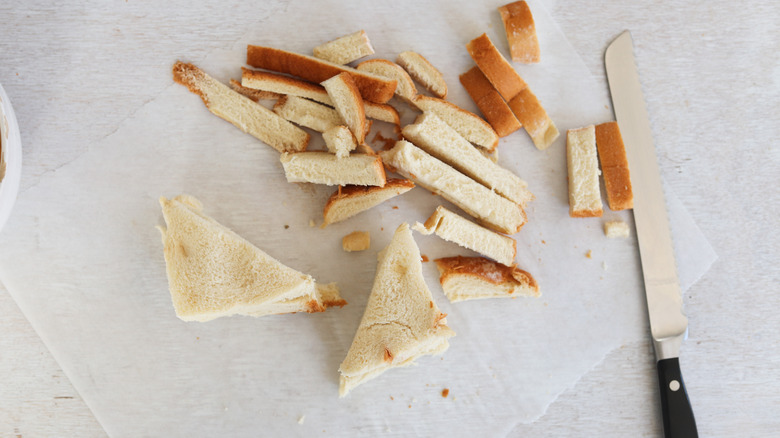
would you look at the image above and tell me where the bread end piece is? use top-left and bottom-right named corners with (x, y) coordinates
top-left (435, 256), bottom-right (539, 302)
top-left (595, 121), bottom-right (634, 210)
top-left (342, 231), bottom-right (371, 252)
top-left (498, 1), bottom-right (541, 63)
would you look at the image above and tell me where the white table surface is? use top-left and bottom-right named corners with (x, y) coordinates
top-left (1, 1), bottom-right (778, 436)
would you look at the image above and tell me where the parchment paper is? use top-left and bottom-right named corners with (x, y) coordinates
top-left (0, 1), bottom-right (716, 436)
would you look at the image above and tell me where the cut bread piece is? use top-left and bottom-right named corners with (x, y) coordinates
top-left (342, 231), bottom-right (370, 252)
top-left (507, 87), bottom-right (559, 150)
top-left (595, 122), bottom-right (633, 210)
top-left (158, 195), bottom-right (345, 321)
top-left (402, 112), bottom-right (533, 206)
top-left (466, 33), bottom-right (528, 101)
top-left (280, 152), bottom-right (386, 186)
top-left (356, 59), bottom-right (418, 101)
top-left (435, 256), bottom-right (539, 302)
top-left (459, 66), bottom-right (521, 137)
top-left (339, 223), bottom-right (454, 396)
top-left (246, 45), bottom-right (397, 103)
top-left (412, 95), bottom-right (499, 151)
top-left (380, 140), bottom-right (526, 234)
top-left (397, 51), bottom-right (448, 98)
top-left (228, 79), bottom-right (280, 101)
top-left (172, 62), bottom-right (309, 153)
top-left (498, 1), bottom-right (541, 63)
top-left (323, 125), bottom-right (357, 158)
top-left (273, 95), bottom-right (343, 133)
top-left (566, 126), bottom-right (603, 217)
top-left (322, 73), bottom-right (368, 143)
top-left (313, 30), bottom-right (374, 65)
top-left (604, 220), bottom-right (630, 238)
top-left (413, 206), bottom-right (516, 266)
top-left (322, 178), bottom-right (415, 226)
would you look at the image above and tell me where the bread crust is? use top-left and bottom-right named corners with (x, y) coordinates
top-left (435, 256), bottom-right (539, 297)
top-left (459, 66), bottom-right (521, 137)
top-left (356, 59), bottom-right (418, 101)
top-left (498, 1), bottom-right (541, 63)
top-left (228, 79), bottom-right (280, 101)
top-left (507, 87), bottom-right (558, 150)
top-left (246, 45), bottom-right (396, 103)
top-left (595, 122), bottom-right (634, 210)
top-left (466, 33), bottom-right (527, 101)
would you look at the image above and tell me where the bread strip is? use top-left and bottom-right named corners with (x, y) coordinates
top-left (459, 66), bottom-right (521, 137)
top-left (322, 73), bottom-right (368, 143)
top-left (397, 51), bottom-right (448, 98)
top-left (280, 152), bottom-right (386, 186)
top-left (380, 140), bottom-right (526, 234)
top-left (323, 125), bottom-right (358, 159)
top-left (313, 30), bottom-right (375, 65)
top-left (466, 33), bottom-right (527, 101)
top-left (246, 45), bottom-right (396, 103)
top-left (595, 121), bottom-right (633, 210)
top-left (228, 79), bottom-right (280, 101)
top-left (498, 1), bottom-right (541, 63)
top-left (412, 95), bottom-right (499, 151)
top-left (172, 62), bottom-right (309, 153)
top-left (357, 59), bottom-right (418, 101)
top-left (507, 87), bottom-right (559, 150)
top-left (273, 95), bottom-right (343, 133)
top-left (323, 178), bottom-right (415, 226)
top-left (566, 126), bottom-right (603, 217)
top-left (435, 256), bottom-right (539, 302)
top-left (402, 112), bottom-right (533, 206)
top-left (413, 206), bottom-right (516, 266)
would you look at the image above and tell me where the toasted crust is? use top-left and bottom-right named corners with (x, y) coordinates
top-left (322, 73), bottom-right (367, 143)
top-left (172, 62), bottom-right (309, 153)
top-left (595, 122), bottom-right (633, 210)
top-left (322, 178), bottom-right (415, 226)
top-left (435, 256), bottom-right (539, 302)
top-left (412, 95), bottom-right (499, 151)
top-left (466, 33), bottom-right (527, 101)
top-left (459, 66), bottom-right (521, 137)
top-left (228, 79), bottom-right (280, 101)
top-left (507, 87), bottom-right (559, 150)
top-left (246, 45), bottom-right (397, 104)
top-left (498, 1), bottom-right (541, 63)
top-left (313, 30), bottom-right (375, 65)
top-left (357, 59), bottom-right (418, 101)
top-left (397, 51), bottom-right (448, 98)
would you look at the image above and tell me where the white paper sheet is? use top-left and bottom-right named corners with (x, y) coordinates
top-left (0, 1), bottom-right (715, 436)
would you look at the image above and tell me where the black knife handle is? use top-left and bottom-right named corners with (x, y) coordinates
top-left (657, 358), bottom-right (698, 438)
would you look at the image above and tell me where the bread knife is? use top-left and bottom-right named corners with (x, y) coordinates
top-left (604, 30), bottom-right (698, 438)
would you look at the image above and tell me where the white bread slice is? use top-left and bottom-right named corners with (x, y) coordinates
top-left (321, 73), bottom-right (368, 143)
top-left (466, 33), bottom-right (528, 101)
top-left (246, 45), bottom-right (397, 104)
top-left (356, 59), bottom-right (418, 102)
top-left (380, 140), bottom-right (526, 234)
top-left (342, 231), bottom-right (370, 252)
top-left (566, 125), bottom-right (603, 217)
top-left (280, 152), bottom-right (386, 186)
top-left (507, 87), bottom-right (559, 150)
top-left (435, 256), bottom-right (539, 302)
top-left (228, 79), bottom-right (280, 101)
top-left (396, 51), bottom-right (448, 99)
top-left (604, 220), bottom-right (630, 238)
top-left (595, 121), bottom-right (633, 210)
top-left (459, 66), bottom-right (521, 137)
top-left (323, 125), bottom-right (357, 158)
top-left (402, 112), bottom-right (533, 206)
top-left (273, 95), bottom-right (343, 133)
top-left (498, 1), bottom-right (541, 63)
top-left (158, 195), bottom-right (345, 321)
top-left (339, 223), bottom-right (454, 396)
top-left (413, 206), bottom-right (516, 266)
top-left (172, 62), bottom-right (309, 153)
top-left (322, 178), bottom-right (415, 226)
top-left (412, 95), bottom-right (499, 151)
top-left (313, 30), bottom-right (375, 65)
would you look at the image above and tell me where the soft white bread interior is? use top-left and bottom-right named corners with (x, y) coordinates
top-left (356, 59), bottom-right (418, 101)
top-left (604, 220), bottom-right (630, 238)
top-left (313, 30), bottom-right (375, 65)
top-left (507, 87), bottom-right (559, 150)
top-left (273, 95), bottom-right (343, 133)
top-left (459, 66), bottom-right (521, 137)
top-left (566, 125), bottom-right (603, 217)
top-left (466, 33), bottom-right (527, 101)
top-left (280, 152), bottom-right (386, 186)
top-left (339, 223), bottom-right (454, 396)
top-left (172, 62), bottom-right (309, 153)
top-left (402, 112), bottom-right (533, 206)
top-left (380, 140), bottom-right (526, 234)
top-left (413, 206), bottom-right (516, 267)
top-left (322, 73), bottom-right (368, 143)
top-left (322, 178), bottom-right (415, 226)
top-left (412, 95), bottom-right (499, 151)
top-left (498, 1), bottom-right (541, 63)
top-left (595, 121), bottom-right (633, 211)
top-left (342, 231), bottom-right (371, 252)
top-left (435, 256), bottom-right (539, 302)
top-left (228, 79), bottom-right (280, 101)
top-left (158, 195), bottom-right (345, 321)
top-left (396, 51), bottom-right (448, 98)
top-left (323, 125), bottom-right (358, 158)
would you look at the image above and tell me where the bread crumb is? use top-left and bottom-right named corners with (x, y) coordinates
top-left (541, 240), bottom-right (546, 244)
top-left (604, 220), bottom-right (630, 238)
top-left (602, 261), bottom-right (608, 270)
top-left (392, 205), bottom-right (399, 209)
top-left (342, 231), bottom-right (370, 252)
top-left (586, 250), bottom-right (592, 258)
top-left (284, 225), bottom-right (289, 229)
top-left (421, 254), bottom-right (429, 262)
top-left (309, 219), bottom-right (316, 227)
top-left (390, 396), bottom-right (394, 400)
top-left (297, 415), bottom-right (305, 425)
top-left (442, 388), bottom-right (449, 398)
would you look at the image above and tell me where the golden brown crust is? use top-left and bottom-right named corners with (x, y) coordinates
top-left (507, 87), bottom-right (557, 149)
top-left (595, 122), bottom-right (634, 210)
top-left (172, 61), bottom-right (210, 105)
top-left (498, 1), bottom-right (541, 63)
top-left (568, 208), bottom-right (603, 218)
top-left (435, 256), bottom-right (538, 291)
top-left (459, 66), bottom-right (521, 137)
top-left (228, 79), bottom-right (280, 101)
top-left (466, 34), bottom-right (527, 101)
top-left (246, 45), bottom-right (396, 104)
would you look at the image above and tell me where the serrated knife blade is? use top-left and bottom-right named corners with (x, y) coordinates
top-left (605, 30), bottom-right (698, 438)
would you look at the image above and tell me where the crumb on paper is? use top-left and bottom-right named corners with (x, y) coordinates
top-left (390, 395), bottom-right (394, 401)
top-left (342, 231), bottom-right (370, 252)
top-left (298, 415), bottom-right (305, 425)
top-left (541, 240), bottom-right (546, 244)
top-left (309, 219), bottom-right (316, 227)
top-left (284, 224), bottom-right (289, 229)
top-left (604, 220), bottom-right (630, 238)
top-left (602, 261), bottom-right (608, 270)
top-left (585, 250), bottom-right (592, 258)
top-left (392, 205), bottom-right (399, 209)
top-left (421, 254), bottom-right (429, 262)
top-left (441, 388), bottom-right (449, 398)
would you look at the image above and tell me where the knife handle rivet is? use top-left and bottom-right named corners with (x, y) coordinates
top-left (669, 380), bottom-right (681, 392)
